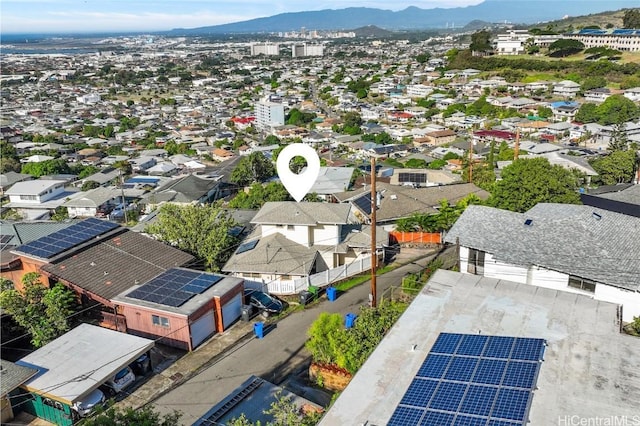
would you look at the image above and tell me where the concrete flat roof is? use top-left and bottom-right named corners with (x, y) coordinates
top-left (319, 270), bottom-right (640, 426)
top-left (16, 324), bottom-right (154, 405)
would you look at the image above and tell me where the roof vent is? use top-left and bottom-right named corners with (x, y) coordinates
top-left (592, 212), bottom-right (602, 220)
top-left (524, 219), bottom-right (533, 226)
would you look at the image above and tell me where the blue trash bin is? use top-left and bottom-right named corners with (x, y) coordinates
top-left (327, 286), bottom-right (337, 302)
top-left (254, 322), bottom-right (264, 339)
top-left (345, 313), bottom-right (357, 329)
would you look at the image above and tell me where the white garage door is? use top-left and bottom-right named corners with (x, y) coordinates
top-left (191, 310), bottom-right (215, 348)
top-left (221, 293), bottom-right (242, 329)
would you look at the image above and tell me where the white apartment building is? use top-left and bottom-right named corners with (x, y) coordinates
top-left (291, 43), bottom-right (324, 57)
top-left (255, 96), bottom-right (285, 130)
top-left (405, 84), bottom-right (433, 98)
top-left (250, 43), bottom-right (280, 56)
top-left (494, 30), bottom-right (530, 55)
top-left (566, 29), bottom-right (640, 52)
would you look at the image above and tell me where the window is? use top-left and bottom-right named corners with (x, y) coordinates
top-left (467, 248), bottom-right (485, 275)
top-left (568, 276), bottom-right (596, 293)
top-left (151, 315), bottom-right (170, 327)
top-left (20, 195), bottom-right (37, 201)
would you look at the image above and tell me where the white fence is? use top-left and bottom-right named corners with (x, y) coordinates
top-left (242, 256), bottom-right (372, 295)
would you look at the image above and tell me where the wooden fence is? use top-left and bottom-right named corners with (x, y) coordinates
top-left (389, 231), bottom-right (442, 245)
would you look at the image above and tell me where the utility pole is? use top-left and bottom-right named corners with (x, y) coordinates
top-left (370, 157), bottom-right (377, 308)
top-left (514, 127), bottom-right (520, 160)
top-left (120, 169), bottom-right (128, 224)
top-left (468, 128), bottom-right (474, 183)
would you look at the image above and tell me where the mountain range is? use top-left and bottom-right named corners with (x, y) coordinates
top-left (167, 0), bottom-right (638, 35)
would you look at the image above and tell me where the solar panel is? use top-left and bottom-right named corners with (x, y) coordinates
top-left (15, 218), bottom-right (119, 260)
top-left (417, 354), bottom-right (451, 379)
top-left (388, 406), bottom-right (424, 426)
top-left (399, 378), bottom-right (438, 407)
top-left (126, 268), bottom-right (224, 307)
top-left (423, 410), bottom-right (455, 425)
top-left (399, 172), bottom-right (427, 184)
top-left (352, 193), bottom-right (372, 215)
top-left (389, 333), bottom-right (545, 426)
top-left (455, 415), bottom-right (490, 426)
top-left (444, 356), bottom-right (478, 382)
top-left (236, 239), bottom-right (258, 255)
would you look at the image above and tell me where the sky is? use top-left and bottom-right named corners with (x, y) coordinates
top-left (0, 0), bottom-right (485, 34)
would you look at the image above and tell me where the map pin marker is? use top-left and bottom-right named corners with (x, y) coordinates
top-left (276, 143), bottom-right (320, 202)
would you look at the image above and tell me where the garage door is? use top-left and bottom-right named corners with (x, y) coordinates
top-left (191, 310), bottom-right (215, 348)
top-left (221, 293), bottom-right (242, 330)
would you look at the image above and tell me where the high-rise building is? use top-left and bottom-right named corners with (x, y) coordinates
top-left (250, 43), bottom-right (280, 56)
top-left (255, 96), bottom-right (285, 130)
top-left (291, 43), bottom-right (324, 58)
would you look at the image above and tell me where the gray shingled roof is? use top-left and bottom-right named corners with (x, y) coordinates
top-left (41, 231), bottom-right (195, 302)
top-left (251, 202), bottom-right (352, 226)
top-left (444, 204), bottom-right (640, 291)
top-left (0, 359), bottom-right (38, 397)
top-left (595, 184), bottom-right (640, 205)
top-left (222, 233), bottom-right (317, 275)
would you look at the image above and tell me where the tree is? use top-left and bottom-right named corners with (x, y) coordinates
top-left (145, 203), bottom-right (238, 271)
top-left (608, 122), bottom-right (629, 151)
top-left (404, 158), bottom-right (428, 169)
top-left (623, 8), bottom-right (640, 28)
top-left (470, 30), bottom-right (492, 53)
top-left (590, 150), bottom-right (637, 185)
top-left (0, 273), bottom-right (77, 347)
top-left (81, 180), bottom-right (101, 191)
top-left (228, 392), bottom-right (321, 426)
top-left (80, 404), bottom-right (181, 426)
top-left (21, 158), bottom-right (71, 178)
top-left (595, 95), bottom-right (639, 125)
top-left (228, 182), bottom-right (292, 209)
top-left (488, 158), bottom-right (581, 212)
top-left (230, 152), bottom-right (275, 187)
top-left (415, 53), bottom-right (430, 63)
top-left (575, 103), bottom-right (599, 123)
top-left (548, 39), bottom-right (585, 57)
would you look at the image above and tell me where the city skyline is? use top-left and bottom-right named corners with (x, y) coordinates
top-left (2, 0), bottom-right (485, 34)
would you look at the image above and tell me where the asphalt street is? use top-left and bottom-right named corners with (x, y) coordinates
top-left (151, 250), bottom-right (443, 425)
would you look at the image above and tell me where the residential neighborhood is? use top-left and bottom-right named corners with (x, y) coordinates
top-left (1, 5), bottom-right (640, 426)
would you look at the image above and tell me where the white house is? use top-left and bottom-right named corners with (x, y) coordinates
top-left (444, 204), bottom-right (640, 322)
top-left (223, 202), bottom-right (386, 294)
top-left (553, 80), bottom-right (581, 98)
top-left (5, 180), bottom-right (66, 204)
top-left (623, 87), bottom-right (640, 102)
top-left (583, 88), bottom-right (612, 103)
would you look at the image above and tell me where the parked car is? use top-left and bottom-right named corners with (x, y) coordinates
top-left (129, 353), bottom-right (151, 376)
top-left (72, 388), bottom-right (105, 418)
top-left (96, 204), bottom-right (115, 218)
top-left (101, 366), bottom-right (135, 395)
top-left (244, 289), bottom-right (285, 317)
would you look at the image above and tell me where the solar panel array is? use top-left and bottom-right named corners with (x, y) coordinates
top-left (399, 172), bottom-right (427, 184)
top-left (236, 239), bottom-right (258, 255)
top-left (353, 193), bottom-right (372, 215)
top-left (126, 268), bottom-right (223, 307)
top-left (388, 333), bottom-right (545, 426)
top-left (15, 218), bottom-right (119, 260)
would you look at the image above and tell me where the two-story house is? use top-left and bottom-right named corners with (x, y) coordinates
top-left (4, 180), bottom-right (70, 220)
top-left (223, 202), bottom-right (387, 295)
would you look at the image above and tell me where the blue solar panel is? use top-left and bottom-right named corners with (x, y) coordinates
top-left (511, 338), bottom-right (544, 361)
top-left (352, 193), bottom-right (372, 215)
top-left (431, 333), bottom-right (463, 354)
top-left (236, 239), bottom-right (258, 254)
top-left (389, 333), bottom-right (545, 426)
top-left (491, 389), bottom-right (531, 422)
top-left (455, 415), bottom-right (490, 426)
top-left (422, 410), bottom-right (455, 425)
top-left (16, 218), bottom-right (119, 260)
top-left (472, 359), bottom-right (507, 386)
top-left (457, 335), bottom-right (488, 356)
top-left (399, 378), bottom-right (438, 407)
top-left (445, 357), bottom-right (478, 382)
top-left (502, 362), bottom-right (538, 390)
top-left (459, 385), bottom-right (497, 417)
top-left (483, 336), bottom-right (514, 359)
top-left (417, 354), bottom-right (451, 379)
top-left (127, 268), bottom-right (225, 307)
top-left (429, 382), bottom-right (467, 411)
top-left (388, 406), bottom-right (424, 426)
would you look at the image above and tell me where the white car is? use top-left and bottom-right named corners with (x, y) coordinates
top-left (72, 388), bottom-right (105, 418)
top-left (102, 366), bottom-right (135, 395)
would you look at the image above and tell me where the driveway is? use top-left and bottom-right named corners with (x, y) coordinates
top-left (151, 248), bottom-right (444, 424)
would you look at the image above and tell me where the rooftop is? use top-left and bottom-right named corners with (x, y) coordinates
top-left (319, 270), bottom-right (640, 425)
